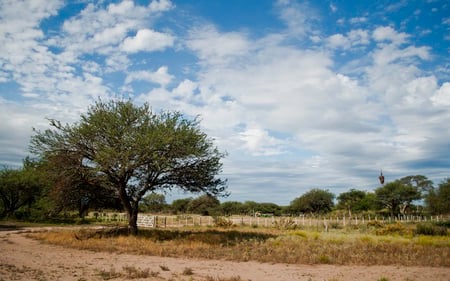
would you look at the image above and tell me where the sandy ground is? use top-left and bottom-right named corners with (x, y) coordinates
top-left (0, 227), bottom-right (449, 281)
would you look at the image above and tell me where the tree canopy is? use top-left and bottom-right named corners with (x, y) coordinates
top-left (425, 178), bottom-right (450, 215)
top-left (289, 188), bottom-right (335, 215)
top-left (375, 180), bottom-right (422, 216)
top-left (0, 159), bottom-right (44, 218)
top-left (30, 100), bottom-right (227, 234)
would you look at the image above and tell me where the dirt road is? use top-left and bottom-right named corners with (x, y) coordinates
top-left (1, 227), bottom-right (449, 281)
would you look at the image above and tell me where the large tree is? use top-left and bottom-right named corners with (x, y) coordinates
top-left (375, 179), bottom-right (421, 216)
top-left (30, 100), bottom-right (227, 235)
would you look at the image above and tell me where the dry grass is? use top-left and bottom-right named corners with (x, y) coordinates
top-left (28, 224), bottom-right (450, 267)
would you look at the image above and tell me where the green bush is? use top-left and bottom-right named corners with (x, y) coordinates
top-left (433, 220), bottom-right (450, 228)
top-left (415, 223), bottom-right (448, 236)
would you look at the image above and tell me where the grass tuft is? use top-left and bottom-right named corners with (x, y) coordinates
top-left (182, 267), bottom-right (194, 275)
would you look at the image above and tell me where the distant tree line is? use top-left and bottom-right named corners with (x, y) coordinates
top-left (1, 160), bottom-right (449, 219)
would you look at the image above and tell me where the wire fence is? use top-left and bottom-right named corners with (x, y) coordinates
top-left (88, 212), bottom-right (449, 229)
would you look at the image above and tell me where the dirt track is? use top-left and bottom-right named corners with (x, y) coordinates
top-left (1, 227), bottom-right (449, 281)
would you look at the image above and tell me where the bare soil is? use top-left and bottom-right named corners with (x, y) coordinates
top-left (1, 227), bottom-right (449, 281)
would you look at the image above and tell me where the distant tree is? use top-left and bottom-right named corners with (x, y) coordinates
top-left (241, 201), bottom-right (259, 216)
top-left (187, 194), bottom-right (220, 215)
top-left (170, 198), bottom-right (192, 214)
top-left (140, 192), bottom-right (167, 213)
top-left (375, 180), bottom-right (421, 216)
top-left (257, 202), bottom-right (282, 216)
top-left (399, 175), bottom-right (434, 193)
top-left (30, 100), bottom-right (227, 235)
top-left (337, 189), bottom-right (366, 216)
top-left (357, 192), bottom-right (381, 212)
top-left (0, 159), bottom-right (45, 218)
top-left (425, 178), bottom-right (450, 215)
top-left (220, 201), bottom-right (244, 216)
top-left (289, 189), bottom-right (335, 215)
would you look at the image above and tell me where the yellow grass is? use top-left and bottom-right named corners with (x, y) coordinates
top-left (29, 225), bottom-right (450, 267)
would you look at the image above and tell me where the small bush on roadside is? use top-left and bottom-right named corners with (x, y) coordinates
top-left (182, 267), bottom-right (194, 275)
top-left (122, 266), bottom-right (153, 278)
top-left (367, 220), bottom-right (384, 228)
top-left (98, 268), bottom-right (121, 280)
top-left (159, 265), bottom-right (170, 271)
top-left (415, 223), bottom-right (448, 236)
top-left (205, 276), bottom-right (248, 281)
top-left (434, 220), bottom-right (450, 228)
top-left (375, 222), bottom-right (411, 236)
top-left (213, 217), bottom-right (234, 228)
top-left (273, 217), bottom-right (297, 230)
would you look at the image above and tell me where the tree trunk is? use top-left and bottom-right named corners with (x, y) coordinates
top-left (128, 208), bottom-right (138, 236)
top-left (117, 184), bottom-right (139, 236)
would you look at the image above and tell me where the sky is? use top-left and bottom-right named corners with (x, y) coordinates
top-left (1, 0), bottom-right (449, 205)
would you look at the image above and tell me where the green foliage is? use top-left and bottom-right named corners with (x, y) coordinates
top-left (170, 198), bottom-right (192, 214)
top-left (289, 188), bottom-right (335, 215)
top-left (220, 201), bottom-right (244, 215)
top-left (140, 192), bottom-right (167, 213)
top-left (30, 100), bottom-right (227, 235)
top-left (187, 194), bottom-right (220, 215)
top-left (375, 180), bottom-right (421, 216)
top-left (415, 223), bottom-right (448, 236)
top-left (337, 189), bottom-right (365, 215)
top-left (425, 178), bottom-right (450, 215)
top-left (0, 159), bottom-right (47, 218)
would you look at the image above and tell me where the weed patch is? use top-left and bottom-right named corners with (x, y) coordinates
top-left (415, 223), bottom-right (448, 236)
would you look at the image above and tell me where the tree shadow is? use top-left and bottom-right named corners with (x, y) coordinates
top-left (0, 224), bottom-right (23, 232)
top-left (138, 228), bottom-right (277, 246)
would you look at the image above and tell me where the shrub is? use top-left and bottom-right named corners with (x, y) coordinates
top-left (367, 220), bottom-right (384, 228)
top-left (182, 267), bottom-right (194, 275)
top-left (415, 223), bottom-right (448, 236)
top-left (273, 217), bottom-right (297, 230)
top-left (122, 266), bottom-right (153, 278)
top-left (375, 222), bottom-right (411, 236)
top-left (213, 217), bottom-right (234, 228)
top-left (434, 220), bottom-right (450, 228)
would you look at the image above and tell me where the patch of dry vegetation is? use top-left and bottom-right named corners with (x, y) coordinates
top-left (29, 223), bottom-right (450, 267)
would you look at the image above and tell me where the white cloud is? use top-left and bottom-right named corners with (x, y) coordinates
top-left (125, 66), bottom-right (174, 87)
top-left (108, 0), bottom-right (135, 15)
top-left (326, 29), bottom-right (369, 50)
top-left (148, 0), bottom-right (174, 13)
top-left (329, 3), bottom-right (337, 13)
top-left (372, 26), bottom-right (409, 45)
top-left (238, 125), bottom-right (286, 156)
top-left (349, 17), bottom-right (367, 24)
top-left (275, 0), bottom-right (316, 37)
top-left (187, 26), bottom-right (251, 65)
top-left (327, 34), bottom-right (350, 49)
top-left (431, 82), bottom-right (450, 106)
top-left (121, 29), bottom-right (175, 53)
top-left (1, 0), bottom-right (449, 203)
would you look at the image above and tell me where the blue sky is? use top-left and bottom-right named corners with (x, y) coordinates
top-left (1, 0), bottom-right (449, 205)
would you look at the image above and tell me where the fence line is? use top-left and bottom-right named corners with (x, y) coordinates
top-left (88, 212), bottom-right (449, 229)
